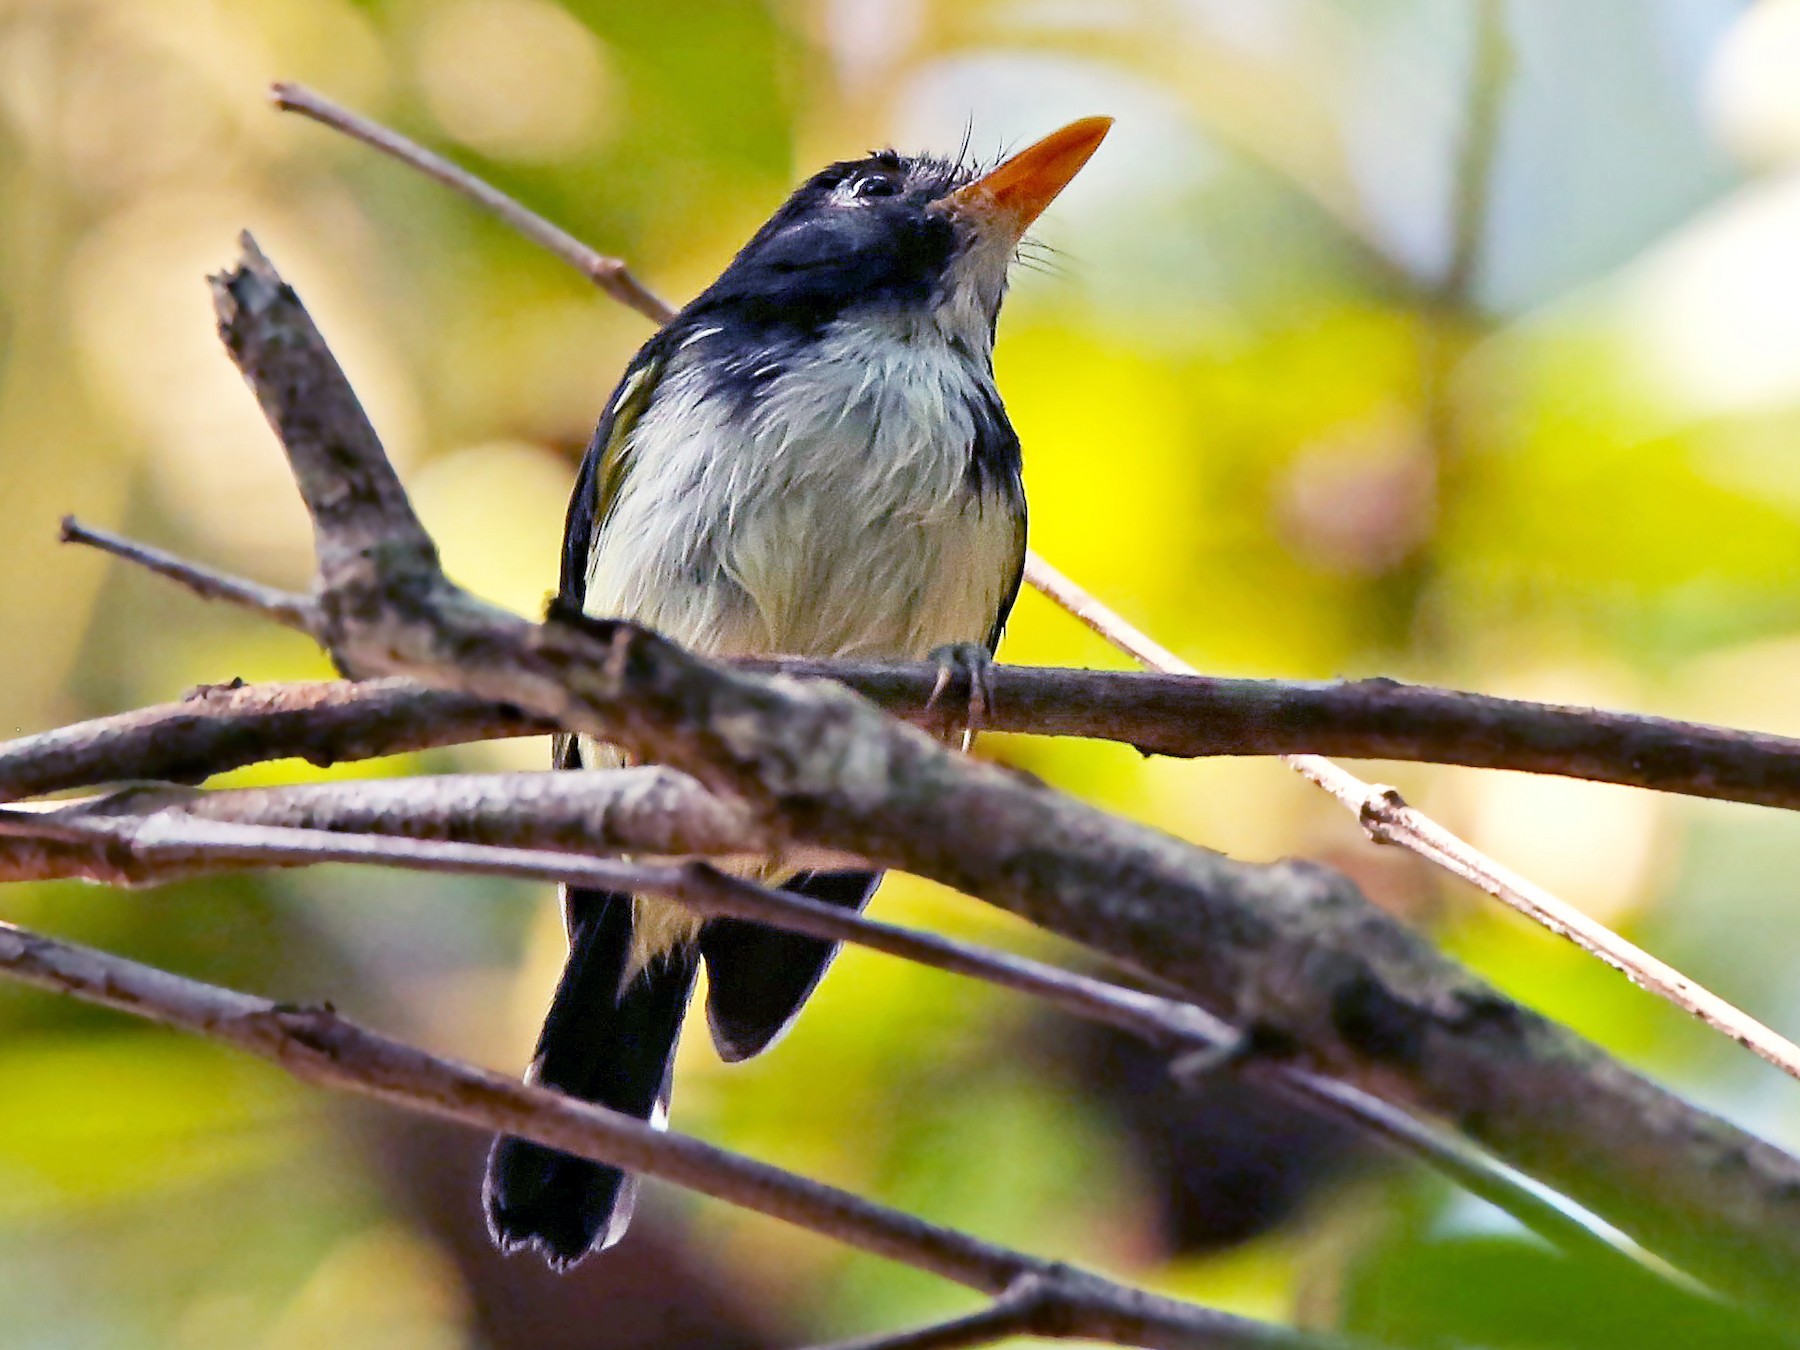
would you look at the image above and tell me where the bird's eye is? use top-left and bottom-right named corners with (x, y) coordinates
top-left (850, 174), bottom-right (899, 200)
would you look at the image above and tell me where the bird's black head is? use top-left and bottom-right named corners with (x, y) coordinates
top-left (685, 118), bottom-right (1112, 345)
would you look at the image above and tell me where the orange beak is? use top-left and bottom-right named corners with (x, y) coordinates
top-left (945, 116), bottom-right (1113, 239)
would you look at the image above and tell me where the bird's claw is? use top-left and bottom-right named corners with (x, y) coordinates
top-left (926, 642), bottom-right (994, 738)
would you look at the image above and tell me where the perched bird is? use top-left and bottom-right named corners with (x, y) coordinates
top-left (483, 117), bottom-right (1113, 1267)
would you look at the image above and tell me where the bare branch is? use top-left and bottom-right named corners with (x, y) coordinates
top-left (0, 678), bottom-right (539, 802)
top-left (19, 668), bottom-right (1800, 813)
top-left (0, 917), bottom-right (1320, 1350)
top-left (271, 82), bottom-right (676, 325)
top-left (0, 767), bottom-right (854, 881)
top-left (167, 766), bottom-right (786, 859)
top-left (61, 516), bottom-right (315, 630)
top-left (1354, 791), bottom-right (1791, 1072)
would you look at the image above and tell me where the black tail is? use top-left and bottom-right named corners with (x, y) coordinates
top-left (484, 889), bottom-right (697, 1268)
top-left (700, 870), bottom-right (881, 1062)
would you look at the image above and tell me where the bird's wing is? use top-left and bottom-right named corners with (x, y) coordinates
top-left (553, 335), bottom-right (671, 771)
top-left (558, 337), bottom-right (672, 613)
top-left (986, 503), bottom-right (1027, 655)
top-left (977, 406), bottom-right (1028, 656)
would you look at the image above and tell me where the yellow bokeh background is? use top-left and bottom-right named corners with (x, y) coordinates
top-left (5, 1), bottom-right (1800, 1345)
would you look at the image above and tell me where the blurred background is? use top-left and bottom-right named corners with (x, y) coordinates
top-left (5, 0), bottom-right (1800, 1344)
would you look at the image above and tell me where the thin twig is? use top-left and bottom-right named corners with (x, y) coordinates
top-left (61, 516), bottom-right (315, 630)
top-left (271, 83), bottom-right (676, 325)
top-left (1021, 554), bottom-right (1800, 1085)
top-left (0, 917), bottom-right (1314, 1350)
top-left (805, 1275), bottom-right (1059, 1350)
top-left (1361, 804), bottom-right (1789, 1085)
top-left (1250, 1065), bottom-right (1698, 1294)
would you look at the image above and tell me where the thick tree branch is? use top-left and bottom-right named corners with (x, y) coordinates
top-left (25, 665), bottom-right (1800, 813)
top-left (181, 233), bottom-right (1800, 1311)
top-left (0, 917), bottom-right (1310, 1350)
top-left (0, 767), bottom-right (852, 881)
top-left (0, 677), bottom-right (539, 801)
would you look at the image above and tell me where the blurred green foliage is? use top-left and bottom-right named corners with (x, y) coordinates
top-left (5, 0), bottom-right (1800, 1344)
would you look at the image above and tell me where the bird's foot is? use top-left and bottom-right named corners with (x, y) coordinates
top-left (926, 642), bottom-right (994, 739)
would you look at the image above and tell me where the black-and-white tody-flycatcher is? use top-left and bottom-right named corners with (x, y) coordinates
top-left (483, 116), bottom-right (1113, 1268)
